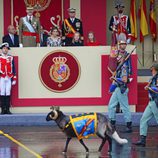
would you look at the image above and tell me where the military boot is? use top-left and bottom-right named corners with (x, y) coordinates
top-left (122, 122), bottom-right (132, 133)
top-left (5, 96), bottom-right (12, 114)
top-left (134, 135), bottom-right (146, 147)
top-left (1, 96), bottom-right (6, 114)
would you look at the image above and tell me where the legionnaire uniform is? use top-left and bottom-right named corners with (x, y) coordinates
top-left (108, 40), bottom-right (132, 133)
top-left (109, 3), bottom-right (131, 45)
top-left (0, 43), bottom-right (16, 114)
top-left (62, 8), bottom-right (83, 46)
top-left (134, 63), bottom-right (158, 147)
top-left (19, 6), bottom-right (41, 47)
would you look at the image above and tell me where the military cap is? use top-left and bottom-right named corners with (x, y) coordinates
top-left (68, 8), bottom-right (76, 13)
top-left (151, 63), bottom-right (158, 71)
top-left (115, 0), bottom-right (125, 8)
top-left (115, 3), bottom-right (125, 8)
top-left (0, 42), bottom-right (10, 50)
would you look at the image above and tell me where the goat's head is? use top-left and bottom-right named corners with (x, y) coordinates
top-left (46, 106), bottom-right (60, 121)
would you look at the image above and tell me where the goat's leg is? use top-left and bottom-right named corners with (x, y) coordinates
top-left (62, 137), bottom-right (72, 154)
top-left (79, 139), bottom-right (89, 153)
top-left (98, 138), bottom-right (106, 152)
top-left (106, 135), bottom-right (112, 153)
top-left (97, 134), bottom-right (107, 152)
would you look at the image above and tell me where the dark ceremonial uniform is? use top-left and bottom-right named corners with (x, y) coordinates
top-left (62, 18), bottom-right (83, 46)
top-left (109, 14), bottom-right (131, 44)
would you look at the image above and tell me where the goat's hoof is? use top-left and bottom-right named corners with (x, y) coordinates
top-left (62, 151), bottom-right (66, 155)
top-left (98, 151), bottom-right (101, 157)
top-left (86, 151), bottom-right (89, 155)
top-left (108, 150), bottom-right (112, 155)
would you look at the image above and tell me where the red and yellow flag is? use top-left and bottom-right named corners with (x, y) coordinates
top-left (149, 0), bottom-right (157, 41)
top-left (130, 0), bottom-right (137, 42)
top-left (139, 0), bottom-right (149, 42)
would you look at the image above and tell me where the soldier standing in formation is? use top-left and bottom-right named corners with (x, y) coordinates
top-left (62, 8), bottom-right (83, 46)
top-left (19, 6), bottom-right (41, 47)
top-left (0, 43), bottom-right (16, 114)
top-left (109, 2), bottom-right (131, 45)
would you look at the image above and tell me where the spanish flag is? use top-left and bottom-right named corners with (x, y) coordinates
top-left (149, 0), bottom-right (157, 41)
top-left (130, 0), bottom-right (137, 41)
top-left (139, 0), bottom-right (149, 42)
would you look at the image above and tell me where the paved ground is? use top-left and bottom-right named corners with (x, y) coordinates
top-left (0, 126), bottom-right (158, 158)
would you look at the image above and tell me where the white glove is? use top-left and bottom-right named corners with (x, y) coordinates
top-left (127, 38), bottom-right (131, 44)
top-left (19, 43), bottom-right (23, 48)
top-left (37, 43), bottom-right (40, 47)
top-left (12, 80), bottom-right (16, 85)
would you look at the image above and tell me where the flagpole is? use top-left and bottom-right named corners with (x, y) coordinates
top-left (152, 39), bottom-right (155, 61)
top-left (142, 41), bottom-right (144, 66)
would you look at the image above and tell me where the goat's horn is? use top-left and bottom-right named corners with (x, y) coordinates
top-left (50, 106), bottom-right (54, 110)
top-left (49, 110), bottom-right (58, 120)
top-left (55, 106), bottom-right (60, 111)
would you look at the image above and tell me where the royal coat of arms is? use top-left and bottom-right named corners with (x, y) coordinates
top-left (49, 56), bottom-right (70, 87)
top-left (24, 0), bottom-right (51, 11)
top-left (39, 50), bottom-right (80, 93)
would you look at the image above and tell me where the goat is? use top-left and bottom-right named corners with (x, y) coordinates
top-left (46, 106), bottom-right (128, 154)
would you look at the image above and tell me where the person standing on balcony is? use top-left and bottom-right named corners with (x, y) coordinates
top-left (19, 6), bottom-right (41, 47)
top-left (62, 8), bottom-right (83, 46)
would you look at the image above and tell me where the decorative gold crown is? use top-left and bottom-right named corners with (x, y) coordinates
top-left (53, 56), bottom-right (67, 64)
top-left (26, 4), bottom-right (34, 10)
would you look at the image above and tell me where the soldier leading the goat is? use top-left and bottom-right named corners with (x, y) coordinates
top-left (46, 106), bottom-right (128, 155)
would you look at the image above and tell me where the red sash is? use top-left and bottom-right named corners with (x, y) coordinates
top-left (23, 31), bottom-right (40, 43)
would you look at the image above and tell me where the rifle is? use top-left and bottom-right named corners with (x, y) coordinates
top-left (145, 73), bottom-right (158, 90)
top-left (111, 46), bottom-right (136, 79)
top-left (146, 73), bottom-right (158, 107)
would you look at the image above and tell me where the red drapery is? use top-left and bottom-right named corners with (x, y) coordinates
top-left (4, 0), bottom-right (62, 35)
top-left (81, 0), bottom-right (107, 45)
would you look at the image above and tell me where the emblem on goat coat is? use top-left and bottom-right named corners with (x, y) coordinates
top-left (50, 56), bottom-right (70, 87)
top-left (70, 113), bottom-right (97, 140)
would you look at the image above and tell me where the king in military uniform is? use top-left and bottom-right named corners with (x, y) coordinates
top-left (62, 8), bottom-right (83, 46)
top-left (19, 6), bottom-right (41, 47)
